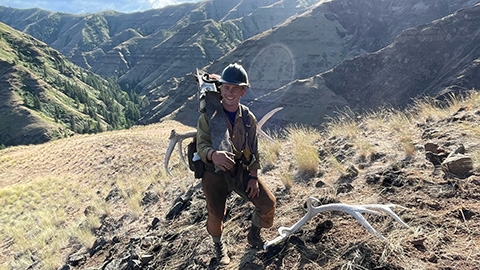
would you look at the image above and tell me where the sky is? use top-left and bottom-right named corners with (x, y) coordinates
top-left (0, 0), bottom-right (203, 14)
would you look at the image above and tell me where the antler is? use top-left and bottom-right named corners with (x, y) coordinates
top-left (164, 129), bottom-right (197, 176)
top-left (164, 107), bottom-right (283, 176)
top-left (257, 107), bottom-right (283, 142)
top-left (263, 197), bottom-right (410, 250)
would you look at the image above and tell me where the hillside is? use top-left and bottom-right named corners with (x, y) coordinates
top-left (0, 22), bottom-right (141, 147)
top-left (2, 0), bottom-right (479, 132)
top-left (140, 0), bottom-right (480, 129)
top-left (1, 92), bottom-right (479, 269)
top-left (0, 0), bottom-right (319, 92)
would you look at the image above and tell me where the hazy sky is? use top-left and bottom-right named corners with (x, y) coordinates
top-left (0, 0), bottom-right (203, 14)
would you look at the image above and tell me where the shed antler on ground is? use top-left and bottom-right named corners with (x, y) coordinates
top-left (264, 197), bottom-right (411, 250)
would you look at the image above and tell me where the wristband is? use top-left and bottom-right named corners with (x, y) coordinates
top-left (249, 175), bottom-right (258, 180)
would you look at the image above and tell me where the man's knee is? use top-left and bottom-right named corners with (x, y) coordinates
top-left (260, 187), bottom-right (276, 210)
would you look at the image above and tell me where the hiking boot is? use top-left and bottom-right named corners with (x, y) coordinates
top-left (214, 242), bottom-right (230, 265)
top-left (247, 225), bottom-right (264, 249)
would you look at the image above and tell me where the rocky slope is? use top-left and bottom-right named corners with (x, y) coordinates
top-left (66, 93), bottom-right (480, 269)
top-left (2, 92), bottom-right (479, 269)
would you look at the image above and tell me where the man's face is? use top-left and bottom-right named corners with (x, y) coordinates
top-left (220, 83), bottom-right (246, 107)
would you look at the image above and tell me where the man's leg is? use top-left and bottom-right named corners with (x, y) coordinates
top-left (247, 178), bottom-right (276, 249)
top-left (202, 170), bottom-right (230, 264)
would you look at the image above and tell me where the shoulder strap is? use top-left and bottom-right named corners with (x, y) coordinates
top-left (240, 104), bottom-right (254, 154)
top-left (240, 104), bottom-right (251, 132)
top-left (205, 91), bottom-right (231, 152)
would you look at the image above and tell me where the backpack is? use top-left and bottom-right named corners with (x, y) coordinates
top-left (187, 136), bottom-right (203, 178)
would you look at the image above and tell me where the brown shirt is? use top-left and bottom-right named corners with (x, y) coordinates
top-left (196, 105), bottom-right (260, 171)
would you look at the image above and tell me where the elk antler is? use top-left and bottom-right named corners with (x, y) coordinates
top-left (164, 129), bottom-right (197, 176)
top-left (164, 107), bottom-right (283, 176)
top-left (257, 107), bottom-right (283, 142)
top-left (263, 197), bottom-right (410, 250)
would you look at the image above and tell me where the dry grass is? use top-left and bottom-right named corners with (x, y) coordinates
top-left (285, 125), bottom-right (321, 174)
top-left (413, 91), bottom-right (480, 122)
top-left (259, 133), bottom-right (282, 170)
top-left (2, 91), bottom-right (480, 269)
top-left (0, 175), bottom-right (98, 269)
top-left (279, 170), bottom-right (294, 190)
top-left (385, 111), bottom-right (416, 158)
top-left (0, 121), bottom-right (194, 270)
top-left (324, 108), bottom-right (360, 139)
top-left (325, 109), bottom-right (381, 163)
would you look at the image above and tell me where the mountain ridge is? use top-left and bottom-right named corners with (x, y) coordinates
top-left (0, 22), bottom-right (140, 147)
top-left (147, 0), bottom-right (480, 129)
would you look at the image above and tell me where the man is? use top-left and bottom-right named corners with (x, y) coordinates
top-left (196, 63), bottom-right (276, 265)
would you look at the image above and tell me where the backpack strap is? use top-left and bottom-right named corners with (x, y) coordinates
top-left (240, 104), bottom-right (251, 134)
top-left (205, 91), bottom-right (232, 152)
top-left (240, 104), bottom-right (255, 158)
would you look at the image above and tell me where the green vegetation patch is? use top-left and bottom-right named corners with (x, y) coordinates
top-left (1, 21), bottom-right (142, 146)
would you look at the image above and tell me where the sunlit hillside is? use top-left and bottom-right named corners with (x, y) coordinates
top-left (0, 120), bottom-right (194, 269)
top-left (0, 22), bottom-right (141, 148)
top-left (1, 92), bottom-right (480, 269)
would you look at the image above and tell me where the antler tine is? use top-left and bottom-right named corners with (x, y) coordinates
top-left (164, 129), bottom-right (197, 177)
top-left (263, 197), bottom-right (410, 250)
top-left (257, 107), bottom-right (283, 142)
top-left (362, 204), bottom-right (410, 229)
top-left (257, 129), bottom-right (275, 142)
top-left (340, 206), bottom-right (385, 239)
top-left (177, 137), bottom-right (188, 167)
top-left (258, 107), bottom-right (283, 128)
top-left (177, 131), bottom-right (197, 168)
top-left (165, 130), bottom-right (179, 177)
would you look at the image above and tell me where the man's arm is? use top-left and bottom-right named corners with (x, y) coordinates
top-left (196, 113), bottom-right (214, 163)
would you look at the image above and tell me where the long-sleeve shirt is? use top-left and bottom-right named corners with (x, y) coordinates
top-left (196, 105), bottom-right (261, 171)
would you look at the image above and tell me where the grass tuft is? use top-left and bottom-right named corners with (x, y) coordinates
top-left (259, 133), bottom-right (282, 171)
top-left (286, 125), bottom-right (321, 174)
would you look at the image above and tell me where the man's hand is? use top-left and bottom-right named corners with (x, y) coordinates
top-left (246, 178), bottom-right (260, 198)
top-left (208, 73), bottom-right (221, 80)
top-left (212, 150), bottom-right (236, 171)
